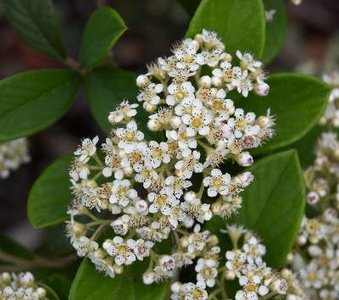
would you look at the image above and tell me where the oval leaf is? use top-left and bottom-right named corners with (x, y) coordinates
top-left (233, 150), bottom-right (305, 267)
top-left (186, 0), bottom-right (266, 58)
top-left (0, 70), bottom-right (80, 141)
top-left (238, 73), bottom-right (330, 155)
top-left (28, 154), bottom-right (72, 228)
top-left (80, 7), bottom-right (127, 68)
top-left (69, 259), bottom-right (169, 300)
top-left (4, 0), bottom-right (65, 61)
top-left (262, 0), bottom-right (288, 63)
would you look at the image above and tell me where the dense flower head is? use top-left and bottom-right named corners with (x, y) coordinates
top-left (66, 30), bottom-right (276, 298)
top-left (0, 272), bottom-right (47, 300)
top-left (223, 227), bottom-right (301, 300)
top-left (288, 132), bottom-right (339, 300)
top-left (0, 138), bottom-right (30, 179)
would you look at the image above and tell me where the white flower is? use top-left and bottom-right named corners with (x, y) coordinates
top-left (273, 279), bottom-right (288, 294)
top-left (130, 239), bottom-right (154, 261)
top-left (111, 215), bottom-right (130, 235)
top-left (181, 192), bottom-right (212, 224)
top-left (116, 121), bottom-right (144, 150)
top-left (70, 157), bottom-right (90, 181)
top-left (108, 100), bottom-right (138, 124)
top-left (203, 168), bottom-right (231, 197)
top-left (148, 141), bottom-right (171, 168)
top-left (74, 136), bottom-right (99, 161)
top-left (135, 165), bottom-right (158, 189)
top-left (73, 236), bottom-right (98, 257)
top-left (181, 104), bottom-right (213, 136)
top-left (166, 81), bottom-right (195, 106)
top-left (243, 236), bottom-right (266, 258)
top-left (137, 83), bottom-right (163, 111)
top-left (186, 225), bottom-right (209, 254)
top-left (170, 281), bottom-right (208, 300)
top-left (175, 150), bottom-right (203, 179)
top-left (103, 237), bottom-right (136, 265)
top-left (236, 50), bottom-right (262, 73)
top-left (110, 179), bottom-right (138, 207)
top-left (148, 188), bottom-right (179, 215)
top-left (225, 249), bottom-right (247, 276)
top-left (195, 258), bottom-right (218, 287)
top-left (165, 175), bottom-right (192, 198)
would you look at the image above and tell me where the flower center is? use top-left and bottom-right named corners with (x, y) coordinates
top-left (235, 117), bottom-right (246, 129)
top-left (117, 245), bottom-right (129, 256)
top-left (176, 91), bottom-right (186, 101)
top-left (155, 195), bottom-right (167, 207)
top-left (244, 283), bottom-right (257, 293)
top-left (212, 177), bottom-right (222, 188)
top-left (192, 117), bottom-right (202, 128)
top-left (124, 131), bottom-right (135, 141)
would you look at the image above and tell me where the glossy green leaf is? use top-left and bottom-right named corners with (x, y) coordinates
top-left (290, 125), bottom-right (323, 168)
top-left (262, 0), bottom-right (288, 63)
top-left (0, 70), bottom-right (80, 141)
top-left (40, 273), bottom-right (72, 300)
top-left (233, 150), bottom-right (305, 267)
top-left (80, 7), bottom-right (127, 68)
top-left (4, 0), bottom-right (65, 60)
top-left (238, 73), bottom-right (330, 155)
top-left (85, 67), bottom-right (156, 141)
top-left (28, 154), bottom-right (72, 228)
top-left (69, 259), bottom-right (169, 300)
top-left (186, 0), bottom-right (266, 58)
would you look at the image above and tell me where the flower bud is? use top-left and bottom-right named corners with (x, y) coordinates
top-left (235, 152), bottom-right (254, 166)
top-left (136, 75), bottom-right (149, 87)
top-left (254, 82), bottom-right (270, 96)
top-left (307, 191), bottom-right (319, 205)
top-left (199, 75), bottom-right (212, 87)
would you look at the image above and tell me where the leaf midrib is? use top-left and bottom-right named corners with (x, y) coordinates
top-left (0, 74), bottom-right (77, 120)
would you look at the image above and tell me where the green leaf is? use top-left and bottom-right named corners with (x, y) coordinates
top-left (80, 7), bottom-right (127, 68)
top-left (85, 68), bottom-right (137, 132)
top-left (238, 73), bottom-right (330, 155)
top-left (186, 0), bottom-right (266, 58)
top-left (41, 273), bottom-right (72, 300)
top-left (290, 125), bottom-right (322, 168)
top-left (0, 70), bottom-right (80, 141)
top-left (69, 259), bottom-right (169, 300)
top-left (85, 68), bottom-right (162, 141)
top-left (28, 154), bottom-right (72, 228)
top-left (233, 150), bottom-right (305, 267)
top-left (4, 0), bottom-right (65, 61)
top-left (262, 0), bottom-right (288, 63)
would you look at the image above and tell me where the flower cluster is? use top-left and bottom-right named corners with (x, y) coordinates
top-left (288, 132), bottom-right (339, 300)
top-left (223, 226), bottom-right (301, 300)
top-left (66, 30), bottom-right (275, 298)
top-left (0, 138), bottom-right (30, 179)
top-left (320, 71), bottom-right (339, 128)
top-left (168, 225), bottom-right (299, 300)
top-left (0, 272), bottom-right (47, 300)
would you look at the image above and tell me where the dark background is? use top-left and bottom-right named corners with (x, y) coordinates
top-left (0, 0), bottom-right (338, 248)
